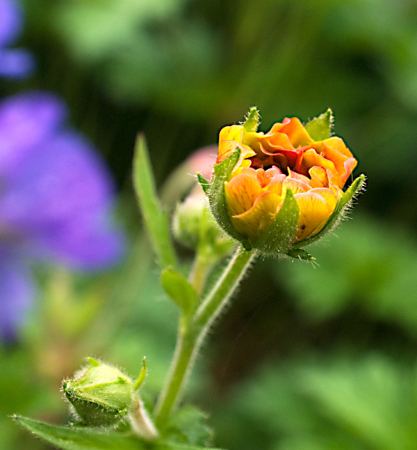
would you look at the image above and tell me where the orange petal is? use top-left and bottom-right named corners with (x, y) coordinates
top-left (288, 169), bottom-right (311, 184)
top-left (296, 148), bottom-right (337, 179)
top-left (225, 171), bottom-right (262, 216)
top-left (270, 117), bottom-right (314, 147)
top-left (231, 191), bottom-right (283, 239)
top-left (256, 167), bottom-right (283, 188)
top-left (260, 128), bottom-right (295, 150)
top-left (320, 136), bottom-right (354, 159)
top-left (320, 140), bottom-right (357, 188)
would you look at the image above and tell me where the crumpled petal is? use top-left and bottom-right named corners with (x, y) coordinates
top-left (217, 125), bottom-right (256, 164)
top-left (269, 117), bottom-right (314, 147)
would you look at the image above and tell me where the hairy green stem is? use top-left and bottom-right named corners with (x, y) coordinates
top-left (188, 249), bottom-right (212, 297)
top-left (154, 247), bottom-right (255, 427)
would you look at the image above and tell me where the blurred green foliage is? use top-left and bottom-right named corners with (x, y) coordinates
top-left (210, 354), bottom-right (417, 450)
top-left (3, 0), bottom-right (417, 448)
top-left (280, 214), bottom-right (417, 335)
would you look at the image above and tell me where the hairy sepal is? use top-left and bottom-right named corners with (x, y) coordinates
top-left (305, 108), bottom-right (333, 140)
top-left (208, 150), bottom-right (251, 249)
top-left (250, 189), bottom-right (299, 256)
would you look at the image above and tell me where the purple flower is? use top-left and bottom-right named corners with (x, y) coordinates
top-left (0, 91), bottom-right (125, 339)
top-left (0, 0), bottom-right (34, 78)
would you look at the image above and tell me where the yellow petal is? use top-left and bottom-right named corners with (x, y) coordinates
top-left (310, 187), bottom-right (339, 212)
top-left (308, 166), bottom-right (328, 188)
top-left (231, 191), bottom-right (283, 239)
top-left (218, 125), bottom-right (256, 165)
top-left (293, 191), bottom-right (333, 241)
top-left (283, 177), bottom-right (311, 194)
top-left (225, 171), bottom-right (262, 216)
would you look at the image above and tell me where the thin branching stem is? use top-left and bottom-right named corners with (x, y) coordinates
top-left (153, 247), bottom-right (255, 427)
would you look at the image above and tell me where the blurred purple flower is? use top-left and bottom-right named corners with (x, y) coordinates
top-left (0, 0), bottom-right (34, 78)
top-left (0, 91), bottom-right (125, 339)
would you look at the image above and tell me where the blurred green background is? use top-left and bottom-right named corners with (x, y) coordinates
top-left (3, 0), bottom-right (417, 448)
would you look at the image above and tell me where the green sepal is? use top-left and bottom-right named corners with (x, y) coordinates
top-left (286, 248), bottom-right (315, 261)
top-left (15, 416), bottom-right (223, 450)
top-left (208, 149), bottom-right (251, 249)
top-left (161, 268), bottom-right (197, 316)
top-left (305, 108), bottom-right (333, 141)
top-left (250, 189), bottom-right (299, 255)
top-left (133, 134), bottom-right (179, 271)
top-left (196, 173), bottom-right (210, 195)
top-left (133, 358), bottom-right (147, 391)
top-left (242, 107), bottom-right (260, 132)
top-left (62, 359), bottom-right (134, 427)
top-left (294, 174), bottom-right (366, 249)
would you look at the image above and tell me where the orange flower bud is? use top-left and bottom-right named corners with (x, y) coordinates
top-left (200, 108), bottom-right (365, 258)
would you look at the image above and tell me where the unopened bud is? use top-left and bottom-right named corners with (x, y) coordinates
top-left (173, 184), bottom-right (235, 259)
top-left (62, 358), bottom-right (133, 427)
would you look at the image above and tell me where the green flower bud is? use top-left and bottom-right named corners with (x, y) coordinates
top-left (62, 358), bottom-right (134, 427)
top-left (63, 358), bottom-right (159, 440)
top-left (173, 185), bottom-right (235, 259)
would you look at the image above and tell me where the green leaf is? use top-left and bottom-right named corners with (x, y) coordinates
top-left (286, 248), bottom-right (315, 261)
top-left (133, 134), bottom-right (179, 270)
top-left (162, 406), bottom-right (213, 447)
top-left (196, 173), bottom-right (210, 195)
top-left (294, 174), bottom-right (366, 249)
top-left (158, 443), bottom-right (223, 450)
top-left (208, 149), bottom-right (250, 249)
top-left (251, 189), bottom-right (299, 255)
top-left (15, 416), bottom-right (223, 450)
top-left (161, 269), bottom-right (197, 315)
top-left (305, 109), bottom-right (333, 141)
top-left (14, 416), bottom-right (145, 450)
top-left (242, 107), bottom-right (260, 132)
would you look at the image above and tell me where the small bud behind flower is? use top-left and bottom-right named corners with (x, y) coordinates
top-left (201, 108), bottom-right (365, 258)
top-left (63, 357), bottom-right (159, 439)
top-left (173, 184), bottom-right (235, 260)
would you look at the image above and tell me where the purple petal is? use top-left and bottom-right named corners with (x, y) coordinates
top-left (0, 91), bottom-right (125, 269)
top-left (0, 91), bottom-right (66, 176)
top-left (0, 249), bottom-right (34, 340)
top-left (0, 0), bottom-right (22, 47)
top-left (0, 131), bottom-right (115, 225)
top-left (0, 48), bottom-right (34, 78)
top-left (35, 217), bottom-right (125, 270)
